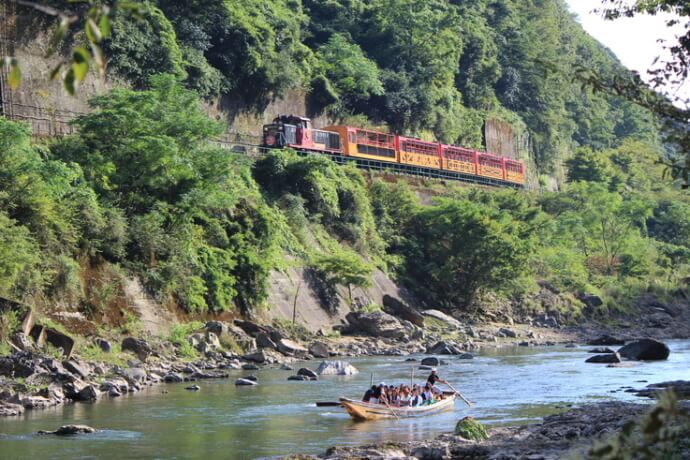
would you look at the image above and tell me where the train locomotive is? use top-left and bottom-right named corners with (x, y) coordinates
top-left (262, 115), bottom-right (525, 186)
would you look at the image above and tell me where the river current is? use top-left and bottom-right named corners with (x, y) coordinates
top-left (1, 341), bottom-right (689, 459)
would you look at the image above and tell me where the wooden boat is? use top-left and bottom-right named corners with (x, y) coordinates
top-left (339, 392), bottom-right (457, 421)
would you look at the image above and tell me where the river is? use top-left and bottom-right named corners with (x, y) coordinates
top-left (1, 340), bottom-right (689, 459)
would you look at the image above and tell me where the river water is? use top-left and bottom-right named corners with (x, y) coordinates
top-left (1, 341), bottom-right (689, 459)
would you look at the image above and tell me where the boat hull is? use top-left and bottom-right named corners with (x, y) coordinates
top-left (339, 394), bottom-right (456, 421)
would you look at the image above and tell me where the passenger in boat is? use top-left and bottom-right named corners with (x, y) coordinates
top-left (362, 385), bottom-right (377, 402)
top-left (389, 386), bottom-right (400, 405)
top-left (399, 385), bottom-right (411, 406)
top-left (409, 387), bottom-right (423, 406)
top-left (421, 383), bottom-right (436, 405)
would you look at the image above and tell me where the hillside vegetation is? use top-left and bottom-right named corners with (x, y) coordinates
top-left (46, 0), bottom-right (660, 173)
top-left (0, 74), bottom-right (688, 328)
top-left (1, 1), bottom-right (688, 333)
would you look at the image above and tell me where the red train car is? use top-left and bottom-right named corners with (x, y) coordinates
top-left (503, 158), bottom-right (526, 185)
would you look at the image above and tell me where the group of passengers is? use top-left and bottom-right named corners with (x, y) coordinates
top-left (361, 369), bottom-right (448, 407)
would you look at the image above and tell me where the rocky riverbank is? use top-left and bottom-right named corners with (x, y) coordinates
top-left (1, 292), bottom-right (689, 419)
top-left (283, 397), bottom-right (690, 460)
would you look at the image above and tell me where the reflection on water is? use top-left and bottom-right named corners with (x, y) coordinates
top-left (0, 340), bottom-right (688, 460)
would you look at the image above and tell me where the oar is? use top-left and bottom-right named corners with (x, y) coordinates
top-left (315, 401), bottom-right (343, 407)
top-left (445, 382), bottom-right (473, 408)
top-left (383, 397), bottom-right (400, 420)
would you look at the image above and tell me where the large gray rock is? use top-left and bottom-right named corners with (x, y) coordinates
top-left (586, 353), bottom-right (621, 364)
top-left (121, 337), bottom-right (152, 362)
top-left (277, 339), bottom-right (308, 357)
top-left (316, 361), bottom-right (359, 376)
top-left (422, 310), bottom-right (462, 329)
top-left (256, 333), bottom-right (277, 349)
top-left (235, 378), bottom-right (257, 386)
top-left (345, 311), bottom-right (407, 339)
top-left (233, 320), bottom-right (271, 338)
top-left (618, 339), bottom-right (670, 361)
top-left (0, 401), bottom-right (24, 416)
top-left (243, 350), bottom-right (268, 364)
top-left (308, 341), bottom-right (331, 358)
top-left (63, 360), bottom-right (91, 379)
top-left (382, 295), bottom-right (425, 327)
top-left (426, 341), bottom-right (463, 355)
top-left (204, 321), bottom-right (227, 336)
top-left (77, 385), bottom-right (100, 402)
top-left (10, 332), bottom-right (34, 351)
top-left (498, 327), bottom-right (517, 338)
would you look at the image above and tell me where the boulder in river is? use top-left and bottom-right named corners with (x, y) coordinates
top-left (297, 368), bottom-right (318, 379)
top-left (185, 385), bottom-right (201, 391)
top-left (382, 295), bottom-right (425, 327)
top-left (588, 347), bottom-right (615, 354)
top-left (421, 357), bottom-right (440, 366)
top-left (586, 353), bottom-right (621, 364)
top-left (234, 379), bottom-right (257, 386)
top-left (288, 375), bottom-right (314, 381)
top-left (38, 425), bottom-right (97, 436)
top-left (426, 341), bottom-right (463, 355)
top-left (618, 339), bottom-right (670, 361)
top-left (587, 335), bottom-right (625, 346)
top-left (316, 361), bottom-right (359, 376)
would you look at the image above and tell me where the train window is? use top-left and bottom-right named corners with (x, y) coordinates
top-left (444, 147), bottom-right (475, 162)
top-left (349, 133), bottom-right (356, 143)
top-left (402, 140), bottom-right (437, 156)
top-left (357, 144), bottom-right (396, 158)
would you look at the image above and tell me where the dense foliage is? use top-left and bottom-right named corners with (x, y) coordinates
top-left (64, 0), bottom-right (658, 172)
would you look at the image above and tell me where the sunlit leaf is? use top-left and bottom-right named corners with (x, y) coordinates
top-left (49, 63), bottom-right (63, 81)
top-left (86, 18), bottom-right (103, 44)
top-left (8, 59), bottom-right (21, 90)
top-left (72, 47), bottom-right (90, 82)
top-left (63, 68), bottom-right (76, 95)
top-left (99, 15), bottom-right (112, 38)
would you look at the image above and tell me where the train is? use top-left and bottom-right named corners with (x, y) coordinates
top-left (261, 115), bottom-right (526, 186)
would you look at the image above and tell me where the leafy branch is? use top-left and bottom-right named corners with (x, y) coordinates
top-left (2, 0), bottom-right (143, 94)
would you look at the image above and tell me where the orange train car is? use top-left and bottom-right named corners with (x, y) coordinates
top-left (441, 144), bottom-right (477, 175)
top-left (477, 153), bottom-right (505, 181)
top-left (324, 126), bottom-right (397, 163)
top-left (396, 135), bottom-right (442, 170)
top-left (504, 158), bottom-right (525, 185)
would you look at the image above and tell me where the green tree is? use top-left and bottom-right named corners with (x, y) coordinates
top-left (401, 198), bottom-right (534, 310)
top-left (312, 249), bottom-right (373, 301)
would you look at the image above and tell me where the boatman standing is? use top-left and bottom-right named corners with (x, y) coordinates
top-left (427, 369), bottom-right (447, 392)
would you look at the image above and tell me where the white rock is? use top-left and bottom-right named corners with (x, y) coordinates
top-left (315, 360), bottom-right (359, 376)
